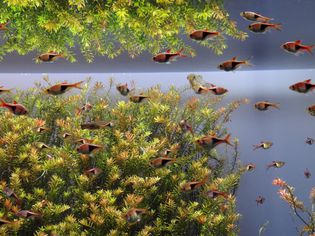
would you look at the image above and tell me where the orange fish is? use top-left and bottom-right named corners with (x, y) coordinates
top-left (266, 161), bottom-right (285, 170)
top-left (218, 57), bottom-right (251, 71)
top-left (153, 49), bottom-right (187, 64)
top-left (116, 83), bottom-right (130, 96)
top-left (304, 168), bottom-right (311, 179)
top-left (76, 103), bottom-right (93, 115)
top-left (150, 157), bottom-right (176, 168)
top-left (0, 86), bottom-right (12, 94)
top-left (256, 196), bottom-right (265, 205)
top-left (45, 81), bottom-right (84, 95)
top-left (189, 30), bottom-right (220, 41)
top-left (76, 143), bottom-right (103, 155)
top-left (308, 105), bottom-right (315, 116)
top-left (282, 40), bottom-right (314, 55)
top-left (16, 210), bottom-right (41, 219)
top-left (240, 11), bottom-right (273, 22)
top-left (208, 85), bottom-right (229, 95)
top-left (245, 163), bottom-right (256, 172)
top-left (85, 167), bottom-right (102, 176)
top-left (181, 176), bottom-right (209, 191)
top-left (38, 51), bottom-right (64, 62)
top-left (179, 119), bottom-right (193, 134)
top-left (254, 101), bottom-right (279, 111)
top-left (129, 95), bottom-right (149, 103)
top-left (289, 79), bottom-right (315, 93)
top-left (124, 208), bottom-right (147, 223)
top-left (248, 22), bottom-right (281, 33)
top-left (205, 190), bottom-right (229, 199)
top-left (0, 99), bottom-right (28, 115)
top-left (196, 134), bottom-right (232, 149)
top-left (81, 121), bottom-right (114, 130)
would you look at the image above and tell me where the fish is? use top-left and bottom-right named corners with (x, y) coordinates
top-left (62, 133), bottom-right (72, 139)
top-left (76, 143), bottom-right (103, 155)
top-left (153, 49), bottom-right (187, 64)
top-left (129, 95), bottom-right (149, 103)
top-left (45, 81), bottom-right (84, 95)
top-left (254, 101), bottom-right (279, 111)
top-left (189, 30), bottom-right (220, 41)
top-left (306, 137), bottom-right (315, 145)
top-left (240, 11), bottom-right (273, 22)
top-left (245, 163), bottom-right (256, 172)
top-left (0, 86), bottom-right (12, 94)
top-left (75, 138), bottom-right (95, 144)
top-left (193, 84), bottom-right (228, 95)
top-left (181, 175), bottom-right (209, 192)
top-left (205, 190), bottom-right (229, 199)
top-left (179, 119), bottom-right (193, 134)
top-left (256, 196), bottom-right (265, 205)
top-left (3, 187), bottom-right (21, 203)
top-left (15, 210), bottom-right (41, 218)
top-left (248, 22), bottom-right (281, 33)
top-left (37, 127), bottom-right (51, 133)
top-left (124, 208), bottom-right (147, 223)
top-left (289, 79), bottom-right (315, 93)
top-left (208, 85), bottom-right (229, 95)
top-left (281, 40), bottom-right (314, 55)
top-left (38, 51), bottom-right (64, 62)
top-left (304, 168), bottom-right (311, 179)
top-left (253, 141), bottom-right (273, 150)
top-left (81, 121), bottom-right (114, 130)
top-left (0, 22), bottom-right (8, 31)
top-left (196, 134), bottom-right (232, 149)
top-left (150, 157), bottom-right (176, 168)
top-left (85, 167), bottom-right (102, 176)
top-left (116, 83), bottom-right (130, 96)
top-left (267, 161), bottom-right (285, 169)
top-left (0, 99), bottom-right (28, 115)
top-left (218, 57), bottom-right (251, 72)
top-left (0, 218), bottom-right (11, 225)
top-left (76, 103), bottom-right (93, 115)
top-left (35, 142), bottom-right (50, 149)
top-left (307, 105), bottom-right (315, 116)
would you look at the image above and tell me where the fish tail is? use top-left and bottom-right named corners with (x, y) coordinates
top-left (72, 81), bottom-right (84, 89)
top-left (272, 23), bottom-right (282, 31)
top-left (200, 175), bottom-right (209, 185)
top-left (243, 58), bottom-right (253, 67)
top-left (253, 144), bottom-right (260, 151)
top-left (224, 134), bottom-right (233, 146)
top-left (0, 98), bottom-right (7, 107)
top-left (304, 45), bottom-right (314, 55)
top-left (178, 48), bottom-right (187, 58)
top-left (266, 164), bottom-right (274, 170)
top-left (271, 103), bottom-right (280, 109)
top-left (75, 108), bottom-right (82, 116)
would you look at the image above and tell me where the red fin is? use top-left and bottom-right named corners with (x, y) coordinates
top-left (231, 56), bottom-right (237, 61)
top-left (13, 101), bottom-right (17, 104)
top-left (304, 79), bottom-right (312, 83)
top-left (166, 49), bottom-right (171, 53)
top-left (224, 134), bottom-right (233, 146)
top-left (295, 40), bottom-right (302, 44)
top-left (304, 45), bottom-right (314, 55)
top-left (0, 98), bottom-right (6, 107)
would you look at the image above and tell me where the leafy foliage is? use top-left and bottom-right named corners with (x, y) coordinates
top-left (0, 77), bottom-right (245, 235)
top-left (0, 0), bottom-right (247, 62)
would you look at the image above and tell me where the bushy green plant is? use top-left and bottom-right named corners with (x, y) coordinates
top-left (0, 77), bottom-right (246, 235)
top-left (0, 0), bottom-right (247, 62)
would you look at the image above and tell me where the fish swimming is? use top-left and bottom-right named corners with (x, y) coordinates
top-left (81, 121), bottom-right (114, 130)
top-left (116, 83), bottom-right (130, 96)
top-left (307, 105), bottom-right (315, 116)
top-left (181, 175), bottom-right (209, 192)
top-left (256, 196), bottom-right (265, 205)
top-left (0, 99), bottom-right (28, 115)
top-left (0, 22), bottom-right (9, 31)
top-left (38, 51), bottom-right (64, 62)
top-left (253, 141), bottom-right (273, 150)
top-left (289, 79), bottom-right (315, 93)
top-left (150, 157), bottom-right (176, 168)
top-left (129, 95), bottom-right (149, 103)
top-left (189, 30), bottom-right (220, 41)
top-left (76, 103), bottom-right (93, 115)
top-left (196, 134), bottom-right (232, 149)
top-left (306, 137), bottom-right (314, 145)
top-left (304, 168), bottom-right (311, 179)
top-left (179, 119), bottom-right (193, 134)
top-left (45, 81), bottom-right (84, 95)
top-left (85, 167), bottom-right (102, 176)
top-left (153, 49), bottom-right (187, 64)
top-left (248, 22), bottom-right (281, 33)
top-left (0, 218), bottom-right (11, 225)
top-left (124, 208), bottom-right (147, 223)
top-left (254, 101), bottom-right (279, 111)
top-left (281, 40), bottom-right (314, 55)
top-left (218, 57), bottom-right (251, 71)
top-left (245, 163), bottom-right (256, 172)
top-left (267, 161), bottom-right (285, 169)
top-left (205, 190), bottom-right (229, 199)
top-left (0, 86), bottom-right (12, 94)
top-left (16, 210), bottom-right (41, 219)
top-left (240, 11), bottom-right (273, 22)
top-left (76, 143), bottom-right (103, 155)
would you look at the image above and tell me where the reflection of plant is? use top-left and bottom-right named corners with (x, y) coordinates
top-left (0, 0), bottom-right (247, 62)
top-left (272, 178), bottom-right (315, 235)
top-left (0, 78), bottom-right (246, 235)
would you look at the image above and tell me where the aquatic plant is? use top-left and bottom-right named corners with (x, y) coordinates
top-left (272, 178), bottom-right (315, 235)
top-left (0, 77), bottom-right (246, 235)
top-left (0, 0), bottom-right (247, 62)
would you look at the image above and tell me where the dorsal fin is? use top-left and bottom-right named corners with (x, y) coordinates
top-left (304, 79), bottom-right (312, 83)
top-left (231, 56), bottom-right (237, 61)
top-left (295, 40), bottom-right (302, 44)
top-left (13, 101), bottom-right (17, 104)
top-left (166, 49), bottom-right (171, 53)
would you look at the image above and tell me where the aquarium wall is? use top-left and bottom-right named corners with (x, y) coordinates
top-left (1, 69), bottom-right (314, 235)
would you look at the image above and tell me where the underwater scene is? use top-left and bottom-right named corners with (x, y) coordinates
top-left (1, 0), bottom-right (315, 236)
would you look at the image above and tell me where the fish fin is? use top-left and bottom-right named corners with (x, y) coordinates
top-left (166, 49), bottom-right (171, 53)
top-left (72, 81), bottom-right (84, 89)
top-left (271, 103), bottom-right (280, 109)
top-left (272, 23), bottom-right (282, 31)
top-left (295, 40), bottom-right (302, 44)
top-left (0, 98), bottom-right (6, 107)
top-left (231, 56), bottom-right (237, 61)
top-left (224, 134), bottom-right (233, 146)
top-left (13, 101), bottom-right (17, 104)
top-left (304, 79), bottom-right (312, 83)
top-left (304, 45), bottom-right (314, 55)
top-left (200, 175), bottom-right (209, 185)
top-left (177, 48), bottom-right (187, 58)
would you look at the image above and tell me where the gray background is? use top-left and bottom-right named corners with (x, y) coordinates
top-left (0, 70), bottom-right (314, 236)
top-left (0, 0), bottom-right (315, 73)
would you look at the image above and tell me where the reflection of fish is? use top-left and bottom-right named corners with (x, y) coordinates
top-left (81, 121), bottom-right (114, 130)
top-left (124, 208), bottom-right (147, 223)
top-left (153, 49), bottom-right (187, 64)
top-left (218, 57), bottom-right (251, 71)
top-left (205, 190), bottom-right (229, 199)
top-left (248, 22), bottom-right (281, 33)
top-left (116, 83), bottom-right (130, 96)
top-left (45, 81), bottom-right (84, 95)
top-left (282, 40), bottom-right (314, 55)
top-left (240, 11), bottom-right (273, 22)
top-left (129, 95), bottom-right (149, 103)
top-left (181, 176), bottom-right (209, 191)
top-left (306, 137), bottom-right (315, 145)
top-left (0, 99), bottom-right (28, 115)
top-left (267, 161), bottom-right (285, 170)
top-left (38, 51), bottom-right (64, 62)
top-left (150, 157), bottom-right (176, 168)
top-left (196, 134), bottom-right (232, 149)
top-left (37, 127), bottom-right (51, 133)
top-left (289, 79), bottom-right (315, 93)
top-left (245, 163), bottom-right (256, 172)
top-left (254, 101), bottom-right (279, 111)
top-left (77, 143), bottom-right (103, 155)
top-left (256, 196), bottom-right (265, 205)
top-left (253, 141), bottom-right (273, 150)
top-left (304, 168), bottom-right (311, 179)
top-left (189, 30), bottom-right (220, 41)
